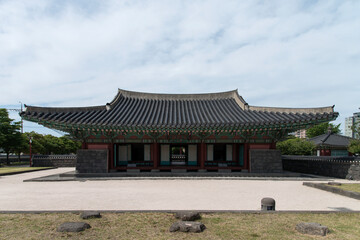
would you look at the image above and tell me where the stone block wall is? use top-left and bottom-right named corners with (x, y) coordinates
top-left (0, 155), bottom-right (30, 164)
top-left (76, 149), bottom-right (108, 173)
top-left (282, 155), bottom-right (360, 179)
top-left (347, 164), bottom-right (360, 180)
top-left (32, 155), bottom-right (76, 167)
top-left (250, 149), bottom-right (283, 173)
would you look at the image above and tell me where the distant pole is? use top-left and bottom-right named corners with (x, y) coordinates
top-left (29, 137), bottom-right (32, 167)
top-left (19, 101), bottom-right (23, 133)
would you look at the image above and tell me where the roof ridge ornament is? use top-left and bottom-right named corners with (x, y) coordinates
top-left (106, 103), bottom-right (111, 111)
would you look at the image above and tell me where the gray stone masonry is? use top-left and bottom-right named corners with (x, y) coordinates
top-left (76, 149), bottom-right (108, 174)
top-left (250, 150), bottom-right (282, 173)
top-left (347, 164), bottom-right (360, 180)
top-left (283, 156), bottom-right (360, 180)
top-left (32, 155), bottom-right (76, 167)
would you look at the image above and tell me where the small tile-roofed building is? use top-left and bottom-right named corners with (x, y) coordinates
top-left (309, 131), bottom-right (353, 156)
top-left (21, 89), bottom-right (338, 173)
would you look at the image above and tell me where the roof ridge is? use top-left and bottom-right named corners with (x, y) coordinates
top-left (116, 88), bottom-right (242, 100)
top-left (248, 105), bottom-right (335, 114)
top-left (321, 132), bottom-right (332, 143)
top-left (24, 104), bottom-right (105, 113)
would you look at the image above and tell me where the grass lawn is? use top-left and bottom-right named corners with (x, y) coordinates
top-left (0, 167), bottom-right (52, 175)
top-left (331, 183), bottom-right (360, 193)
top-left (1, 212), bottom-right (360, 240)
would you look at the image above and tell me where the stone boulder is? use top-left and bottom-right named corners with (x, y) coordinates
top-left (296, 222), bottom-right (329, 236)
top-left (169, 221), bottom-right (206, 233)
top-left (80, 211), bottom-right (102, 219)
top-left (57, 222), bottom-right (91, 232)
top-left (175, 211), bottom-right (201, 221)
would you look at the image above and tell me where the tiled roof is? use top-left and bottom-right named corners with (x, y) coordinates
top-left (309, 133), bottom-right (353, 147)
top-left (21, 89), bottom-right (338, 130)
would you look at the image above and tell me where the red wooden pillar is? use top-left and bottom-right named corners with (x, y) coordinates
top-left (243, 143), bottom-right (249, 171)
top-left (200, 142), bottom-right (206, 169)
top-left (81, 142), bottom-right (87, 149)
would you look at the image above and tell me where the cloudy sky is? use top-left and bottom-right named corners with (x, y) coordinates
top-left (1, 0), bottom-right (359, 136)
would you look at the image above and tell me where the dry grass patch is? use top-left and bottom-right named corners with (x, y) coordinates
top-left (1, 212), bottom-right (360, 240)
top-left (331, 183), bottom-right (360, 193)
top-left (0, 167), bottom-right (51, 175)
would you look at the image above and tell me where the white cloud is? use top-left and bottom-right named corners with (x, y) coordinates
top-left (0, 0), bottom-right (359, 134)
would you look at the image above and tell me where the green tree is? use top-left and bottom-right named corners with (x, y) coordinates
top-left (23, 132), bottom-right (80, 155)
top-left (43, 135), bottom-right (61, 154)
top-left (306, 122), bottom-right (341, 138)
top-left (0, 108), bottom-right (23, 164)
top-left (351, 120), bottom-right (360, 139)
top-left (13, 134), bottom-right (28, 159)
top-left (23, 132), bottom-right (46, 154)
top-left (348, 139), bottom-right (360, 155)
top-left (276, 138), bottom-right (315, 155)
top-left (59, 135), bottom-right (81, 154)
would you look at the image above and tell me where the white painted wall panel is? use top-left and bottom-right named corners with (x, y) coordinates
top-left (118, 145), bottom-right (128, 161)
top-left (161, 144), bottom-right (170, 162)
top-left (144, 144), bottom-right (151, 161)
top-left (226, 144), bottom-right (233, 161)
top-left (188, 144), bottom-right (197, 162)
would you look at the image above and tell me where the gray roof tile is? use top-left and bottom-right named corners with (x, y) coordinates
top-left (21, 89), bottom-right (338, 130)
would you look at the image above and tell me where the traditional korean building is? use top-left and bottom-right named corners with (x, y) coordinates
top-left (309, 131), bottom-right (353, 156)
top-left (21, 89), bottom-right (338, 173)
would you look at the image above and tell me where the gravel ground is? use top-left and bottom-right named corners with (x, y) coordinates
top-left (0, 168), bottom-right (359, 211)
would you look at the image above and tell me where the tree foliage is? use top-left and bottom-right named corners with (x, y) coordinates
top-left (351, 120), bottom-right (360, 139)
top-left (23, 132), bottom-right (81, 155)
top-left (276, 138), bottom-right (315, 155)
top-left (306, 122), bottom-right (341, 138)
top-left (0, 109), bottom-right (24, 164)
top-left (348, 139), bottom-right (360, 155)
top-left (1, 107), bottom-right (81, 159)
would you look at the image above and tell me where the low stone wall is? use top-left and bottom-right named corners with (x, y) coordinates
top-left (32, 155), bottom-right (76, 167)
top-left (250, 149), bottom-right (282, 173)
top-left (0, 155), bottom-right (30, 164)
top-left (282, 155), bottom-right (360, 180)
top-left (76, 149), bottom-right (108, 173)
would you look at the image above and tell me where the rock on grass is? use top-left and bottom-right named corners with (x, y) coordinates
top-left (296, 222), bottom-right (329, 236)
top-left (169, 221), bottom-right (206, 233)
top-left (57, 222), bottom-right (91, 232)
top-left (80, 211), bottom-right (102, 219)
top-left (174, 211), bottom-right (201, 221)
